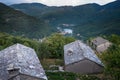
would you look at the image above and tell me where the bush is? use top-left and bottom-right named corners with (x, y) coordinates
top-left (97, 34), bottom-right (120, 80)
top-left (46, 72), bottom-right (100, 80)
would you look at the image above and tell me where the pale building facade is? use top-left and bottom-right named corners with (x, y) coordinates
top-left (64, 40), bottom-right (104, 74)
top-left (90, 37), bottom-right (111, 53)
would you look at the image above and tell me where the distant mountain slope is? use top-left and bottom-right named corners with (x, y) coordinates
top-left (10, 1), bottom-right (120, 39)
top-left (10, 3), bottom-right (48, 17)
top-left (11, 3), bottom-right (101, 24)
top-left (0, 3), bottom-right (51, 39)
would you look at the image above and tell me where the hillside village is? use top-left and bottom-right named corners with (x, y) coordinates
top-left (0, 33), bottom-right (119, 80)
top-left (0, 0), bottom-right (120, 80)
top-left (0, 40), bottom-right (103, 80)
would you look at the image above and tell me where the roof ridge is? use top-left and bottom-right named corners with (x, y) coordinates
top-left (77, 41), bottom-right (85, 58)
top-left (64, 40), bottom-right (104, 66)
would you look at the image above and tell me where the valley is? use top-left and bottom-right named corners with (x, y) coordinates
top-left (10, 0), bottom-right (120, 39)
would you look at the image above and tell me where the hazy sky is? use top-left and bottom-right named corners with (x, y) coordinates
top-left (0, 0), bottom-right (116, 6)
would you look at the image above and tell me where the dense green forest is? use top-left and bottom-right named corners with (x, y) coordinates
top-left (11, 0), bottom-right (120, 39)
top-left (0, 1), bottom-right (120, 39)
top-left (0, 3), bottom-right (52, 39)
top-left (0, 32), bottom-right (120, 80)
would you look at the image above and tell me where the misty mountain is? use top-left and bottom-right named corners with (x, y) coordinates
top-left (11, 3), bottom-right (101, 24)
top-left (0, 3), bottom-right (52, 38)
top-left (9, 0), bottom-right (120, 39)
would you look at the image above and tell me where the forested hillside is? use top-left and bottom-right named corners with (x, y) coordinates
top-left (11, 0), bottom-right (120, 39)
top-left (0, 3), bottom-right (52, 39)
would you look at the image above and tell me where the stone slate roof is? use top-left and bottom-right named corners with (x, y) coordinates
top-left (0, 43), bottom-right (47, 80)
top-left (0, 56), bottom-right (8, 80)
top-left (91, 37), bottom-right (109, 46)
top-left (64, 40), bottom-right (103, 66)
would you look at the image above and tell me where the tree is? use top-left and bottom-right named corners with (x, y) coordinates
top-left (0, 32), bottom-right (41, 55)
top-left (40, 33), bottom-right (76, 59)
top-left (98, 34), bottom-right (120, 80)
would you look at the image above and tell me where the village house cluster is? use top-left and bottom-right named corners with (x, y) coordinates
top-left (0, 37), bottom-right (111, 79)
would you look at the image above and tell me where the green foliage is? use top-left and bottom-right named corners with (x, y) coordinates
top-left (0, 32), bottom-right (75, 60)
top-left (40, 33), bottom-right (76, 59)
top-left (46, 72), bottom-right (100, 80)
top-left (0, 3), bottom-right (52, 39)
top-left (0, 32), bottom-right (41, 56)
top-left (100, 35), bottom-right (120, 80)
top-left (11, 1), bottom-right (120, 39)
top-left (107, 34), bottom-right (120, 45)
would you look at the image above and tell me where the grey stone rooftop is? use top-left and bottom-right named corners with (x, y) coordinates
top-left (91, 37), bottom-right (109, 46)
top-left (0, 43), bottom-right (47, 80)
top-left (64, 40), bottom-right (103, 66)
top-left (0, 56), bottom-right (8, 80)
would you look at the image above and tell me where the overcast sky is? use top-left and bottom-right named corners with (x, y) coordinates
top-left (0, 0), bottom-right (116, 6)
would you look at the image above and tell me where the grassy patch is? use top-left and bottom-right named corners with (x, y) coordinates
top-left (41, 59), bottom-right (64, 70)
top-left (46, 72), bottom-right (100, 80)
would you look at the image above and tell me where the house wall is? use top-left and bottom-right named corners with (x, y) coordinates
top-left (96, 42), bottom-right (111, 53)
top-left (20, 74), bottom-right (45, 80)
top-left (9, 74), bottom-right (45, 80)
top-left (9, 75), bottom-right (20, 80)
top-left (65, 59), bottom-right (103, 74)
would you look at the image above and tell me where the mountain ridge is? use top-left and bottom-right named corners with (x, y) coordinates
top-left (1, 0), bottom-right (120, 39)
top-left (0, 3), bottom-right (52, 38)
